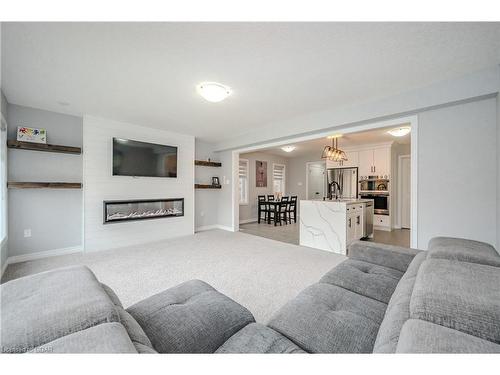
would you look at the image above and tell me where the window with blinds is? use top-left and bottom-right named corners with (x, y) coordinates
top-left (273, 163), bottom-right (286, 195)
top-left (239, 159), bottom-right (249, 205)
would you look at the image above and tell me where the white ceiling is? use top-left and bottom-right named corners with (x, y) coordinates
top-left (2, 22), bottom-right (500, 142)
top-left (257, 124), bottom-right (411, 158)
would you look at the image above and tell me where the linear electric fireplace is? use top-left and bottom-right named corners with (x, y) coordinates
top-left (103, 198), bottom-right (184, 224)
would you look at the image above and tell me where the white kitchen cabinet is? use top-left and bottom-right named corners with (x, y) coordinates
top-left (373, 148), bottom-right (390, 177)
top-left (347, 212), bottom-right (357, 244)
top-left (358, 150), bottom-right (373, 176)
top-left (342, 151), bottom-right (359, 168)
top-left (358, 147), bottom-right (391, 178)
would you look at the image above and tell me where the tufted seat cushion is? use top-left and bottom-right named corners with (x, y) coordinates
top-left (127, 280), bottom-right (255, 353)
top-left (216, 323), bottom-right (305, 353)
top-left (410, 259), bottom-right (500, 343)
top-left (396, 319), bottom-right (500, 353)
top-left (268, 283), bottom-right (387, 353)
top-left (320, 259), bottom-right (403, 303)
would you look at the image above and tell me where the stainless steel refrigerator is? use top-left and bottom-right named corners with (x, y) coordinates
top-left (326, 167), bottom-right (358, 199)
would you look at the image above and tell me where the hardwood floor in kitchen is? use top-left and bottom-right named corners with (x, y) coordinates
top-left (239, 220), bottom-right (410, 248)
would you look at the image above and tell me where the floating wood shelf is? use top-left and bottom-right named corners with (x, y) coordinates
top-left (7, 140), bottom-right (82, 155)
top-left (195, 184), bottom-right (222, 189)
top-left (7, 182), bottom-right (83, 189)
top-left (194, 160), bottom-right (222, 167)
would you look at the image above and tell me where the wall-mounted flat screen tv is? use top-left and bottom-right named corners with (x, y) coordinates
top-left (112, 138), bottom-right (178, 178)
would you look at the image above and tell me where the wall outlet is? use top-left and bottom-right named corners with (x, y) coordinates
top-left (24, 229), bottom-right (32, 238)
top-left (200, 211), bottom-right (205, 217)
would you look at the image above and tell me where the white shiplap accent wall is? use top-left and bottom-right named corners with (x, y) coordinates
top-left (83, 116), bottom-right (195, 252)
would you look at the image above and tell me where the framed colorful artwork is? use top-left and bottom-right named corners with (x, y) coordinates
top-left (256, 160), bottom-right (267, 187)
top-left (17, 127), bottom-right (47, 144)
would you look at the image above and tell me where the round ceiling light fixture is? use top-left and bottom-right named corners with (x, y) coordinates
top-left (388, 126), bottom-right (411, 137)
top-left (281, 145), bottom-right (296, 153)
top-left (197, 82), bottom-right (232, 103)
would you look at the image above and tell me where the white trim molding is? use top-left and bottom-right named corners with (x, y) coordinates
top-left (195, 224), bottom-right (236, 233)
top-left (6, 245), bottom-right (83, 265)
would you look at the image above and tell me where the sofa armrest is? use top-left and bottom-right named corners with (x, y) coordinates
top-left (127, 280), bottom-right (255, 353)
top-left (347, 241), bottom-right (422, 272)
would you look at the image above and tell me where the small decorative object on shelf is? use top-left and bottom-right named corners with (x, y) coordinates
top-left (212, 177), bottom-right (220, 186)
top-left (17, 126), bottom-right (47, 144)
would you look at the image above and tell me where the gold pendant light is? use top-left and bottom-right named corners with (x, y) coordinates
top-left (321, 135), bottom-right (348, 162)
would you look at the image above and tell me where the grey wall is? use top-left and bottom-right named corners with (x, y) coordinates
top-left (497, 89), bottom-right (500, 251)
top-left (238, 151), bottom-right (289, 222)
top-left (1, 90), bottom-right (7, 118)
top-left (1, 90), bottom-right (8, 272)
top-left (7, 104), bottom-right (83, 257)
top-left (287, 152), bottom-right (325, 202)
top-left (418, 97), bottom-right (497, 249)
top-left (195, 139), bottom-right (220, 229)
top-left (216, 150), bottom-right (236, 229)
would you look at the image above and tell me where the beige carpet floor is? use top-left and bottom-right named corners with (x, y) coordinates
top-left (2, 230), bottom-right (345, 323)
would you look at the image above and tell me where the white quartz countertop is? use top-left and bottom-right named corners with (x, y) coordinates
top-left (300, 198), bottom-right (373, 204)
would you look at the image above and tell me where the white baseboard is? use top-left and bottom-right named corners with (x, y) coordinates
top-left (239, 218), bottom-right (258, 224)
top-left (375, 226), bottom-right (392, 232)
top-left (195, 224), bottom-right (235, 233)
top-left (6, 245), bottom-right (83, 265)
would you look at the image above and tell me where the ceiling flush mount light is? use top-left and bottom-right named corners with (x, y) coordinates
top-left (388, 126), bottom-right (411, 137)
top-left (321, 135), bottom-right (348, 162)
top-left (197, 82), bottom-right (232, 103)
top-left (281, 145), bottom-right (296, 153)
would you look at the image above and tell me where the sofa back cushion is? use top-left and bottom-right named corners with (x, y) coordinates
top-left (410, 259), bottom-right (500, 343)
top-left (372, 252), bottom-right (427, 353)
top-left (427, 237), bottom-right (500, 267)
top-left (0, 266), bottom-right (120, 353)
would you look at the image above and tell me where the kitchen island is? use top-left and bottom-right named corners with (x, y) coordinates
top-left (299, 199), bottom-right (373, 254)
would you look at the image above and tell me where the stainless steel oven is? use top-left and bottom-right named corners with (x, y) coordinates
top-left (359, 192), bottom-right (389, 215)
top-left (359, 177), bottom-right (389, 193)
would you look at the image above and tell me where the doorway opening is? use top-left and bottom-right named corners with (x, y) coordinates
top-left (232, 116), bottom-right (417, 250)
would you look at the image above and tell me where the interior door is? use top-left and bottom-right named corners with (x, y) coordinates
top-left (401, 156), bottom-right (411, 229)
top-left (307, 163), bottom-right (326, 200)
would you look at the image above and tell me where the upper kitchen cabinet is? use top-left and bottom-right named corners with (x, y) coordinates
top-left (373, 147), bottom-right (390, 177)
top-left (358, 146), bottom-right (391, 178)
top-left (358, 149), bottom-right (373, 176)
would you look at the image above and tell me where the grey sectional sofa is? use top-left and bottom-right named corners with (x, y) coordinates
top-left (1, 236), bottom-right (499, 353)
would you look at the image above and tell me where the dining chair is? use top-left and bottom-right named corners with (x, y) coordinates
top-left (287, 196), bottom-right (298, 224)
top-left (257, 195), bottom-right (268, 223)
top-left (275, 197), bottom-right (289, 226)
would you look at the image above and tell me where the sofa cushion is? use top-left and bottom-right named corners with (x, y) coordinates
top-left (410, 259), bottom-right (500, 343)
top-left (101, 283), bottom-right (124, 308)
top-left (28, 323), bottom-right (138, 354)
top-left (320, 259), bottom-right (403, 304)
top-left (427, 237), bottom-right (500, 267)
top-left (216, 323), bottom-right (305, 353)
top-left (127, 280), bottom-right (255, 353)
top-left (117, 307), bottom-right (155, 352)
top-left (348, 241), bottom-right (422, 273)
top-left (0, 266), bottom-right (120, 353)
top-left (268, 283), bottom-right (387, 353)
top-left (396, 319), bottom-right (500, 353)
top-left (373, 251), bottom-right (427, 353)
